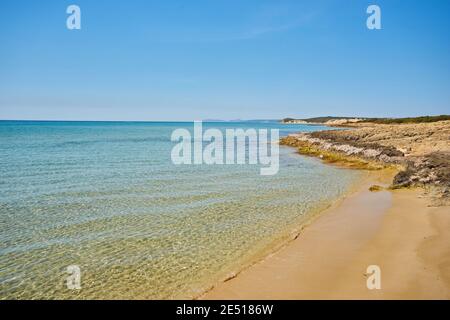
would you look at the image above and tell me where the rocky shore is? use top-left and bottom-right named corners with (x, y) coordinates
top-left (281, 120), bottom-right (450, 204)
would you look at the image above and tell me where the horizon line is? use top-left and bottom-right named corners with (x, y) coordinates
top-left (0, 119), bottom-right (281, 123)
top-left (1, 114), bottom-right (448, 123)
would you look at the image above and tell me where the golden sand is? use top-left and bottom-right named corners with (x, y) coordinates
top-left (202, 170), bottom-right (450, 299)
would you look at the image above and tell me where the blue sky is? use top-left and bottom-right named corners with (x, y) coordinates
top-left (0, 0), bottom-right (449, 121)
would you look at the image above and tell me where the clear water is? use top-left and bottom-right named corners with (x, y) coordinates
top-left (0, 121), bottom-right (361, 299)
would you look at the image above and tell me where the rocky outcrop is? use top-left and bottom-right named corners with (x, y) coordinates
top-left (394, 152), bottom-right (450, 187)
top-left (281, 121), bottom-right (450, 202)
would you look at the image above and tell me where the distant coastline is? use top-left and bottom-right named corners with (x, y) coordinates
top-left (280, 114), bottom-right (450, 126)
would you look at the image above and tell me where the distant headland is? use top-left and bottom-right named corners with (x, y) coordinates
top-left (281, 115), bottom-right (450, 126)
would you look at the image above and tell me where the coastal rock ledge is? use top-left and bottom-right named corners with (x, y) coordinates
top-left (280, 120), bottom-right (450, 204)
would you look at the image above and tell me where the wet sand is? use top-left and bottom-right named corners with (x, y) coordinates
top-left (202, 171), bottom-right (450, 299)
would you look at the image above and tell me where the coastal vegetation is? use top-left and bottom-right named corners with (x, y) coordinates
top-left (361, 115), bottom-right (450, 124)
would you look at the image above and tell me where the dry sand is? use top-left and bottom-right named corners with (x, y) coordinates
top-left (202, 171), bottom-right (450, 299)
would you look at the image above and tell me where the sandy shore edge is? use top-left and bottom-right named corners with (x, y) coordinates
top-left (201, 169), bottom-right (450, 299)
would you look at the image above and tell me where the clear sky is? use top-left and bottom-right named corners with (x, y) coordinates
top-left (0, 0), bottom-right (449, 121)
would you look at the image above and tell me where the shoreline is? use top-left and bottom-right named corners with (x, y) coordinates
top-left (201, 168), bottom-right (450, 299)
top-left (192, 156), bottom-right (371, 300)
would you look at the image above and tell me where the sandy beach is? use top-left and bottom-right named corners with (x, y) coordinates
top-left (202, 168), bottom-right (450, 300)
top-left (203, 121), bottom-right (450, 300)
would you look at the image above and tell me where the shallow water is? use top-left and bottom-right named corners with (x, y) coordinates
top-left (0, 121), bottom-right (361, 299)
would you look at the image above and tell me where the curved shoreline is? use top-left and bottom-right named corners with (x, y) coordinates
top-left (202, 177), bottom-right (450, 299)
top-left (200, 120), bottom-right (450, 299)
top-left (192, 160), bottom-right (372, 300)
top-left (201, 164), bottom-right (450, 299)
top-left (196, 165), bottom-right (393, 300)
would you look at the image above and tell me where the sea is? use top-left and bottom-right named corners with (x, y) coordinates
top-left (0, 120), bottom-right (362, 299)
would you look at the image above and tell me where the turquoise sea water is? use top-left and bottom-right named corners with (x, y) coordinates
top-left (0, 121), bottom-right (361, 299)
